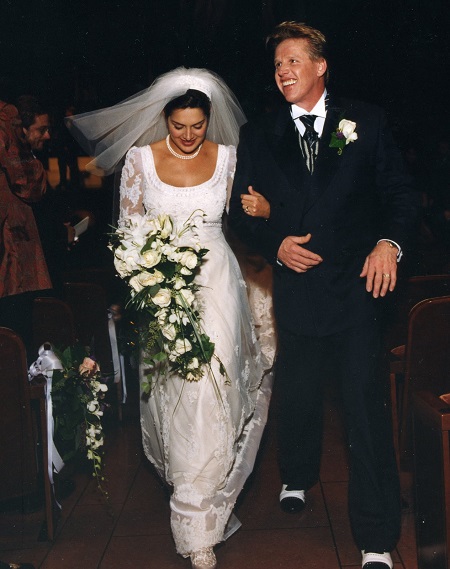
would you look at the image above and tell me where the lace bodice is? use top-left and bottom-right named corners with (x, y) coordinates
top-left (119, 144), bottom-right (236, 225)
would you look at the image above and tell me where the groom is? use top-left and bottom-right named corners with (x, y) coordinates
top-left (229, 21), bottom-right (418, 569)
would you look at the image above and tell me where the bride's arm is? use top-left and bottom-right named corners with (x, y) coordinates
top-left (240, 186), bottom-right (271, 219)
top-left (225, 147), bottom-right (270, 219)
top-left (118, 147), bottom-right (145, 222)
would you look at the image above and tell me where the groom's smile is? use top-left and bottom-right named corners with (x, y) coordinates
top-left (274, 38), bottom-right (327, 111)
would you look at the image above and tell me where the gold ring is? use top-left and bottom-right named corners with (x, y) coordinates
top-left (382, 273), bottom-right (390, 278)
top-left (245, 206), bottom-right (249, 213)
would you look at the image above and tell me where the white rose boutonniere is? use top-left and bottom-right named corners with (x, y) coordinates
top-left (330, 118), bottom-right (358, 155)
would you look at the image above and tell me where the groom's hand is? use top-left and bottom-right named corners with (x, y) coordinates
top-left (277, 233), bottom-right (323, 273)
top-left (360, 241), bottom-right (398, 298)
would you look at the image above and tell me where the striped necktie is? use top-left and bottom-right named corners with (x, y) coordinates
top-left (299, 114), bottom-right (318, 173)
top-left (299, 114), bottom-right (318, 148)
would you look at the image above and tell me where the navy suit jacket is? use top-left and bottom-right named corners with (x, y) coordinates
top-left (229, 97), bottom-right (419, 336)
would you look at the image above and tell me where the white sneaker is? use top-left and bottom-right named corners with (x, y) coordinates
top-left (279, 484), bottom-right (306, 513)
top-left (361, 550), bottom-right (393, 568)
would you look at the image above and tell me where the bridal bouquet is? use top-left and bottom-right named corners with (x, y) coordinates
top-left (110, 211), bottom-right (225, 393)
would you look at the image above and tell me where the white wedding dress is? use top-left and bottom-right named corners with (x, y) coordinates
top-left (119, 144), bottom-right (275, 556)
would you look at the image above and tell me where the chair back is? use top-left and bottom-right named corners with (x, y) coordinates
top-left (397, 295), bottom-right (450, 463)
top-left (386, 274), bottom-right (450, 349)
top-left (404, 295), bottom-right (450, 395)
top-left (63, 282), bottom-right (114, 377)
top-left (32, 297), bottom-right (76, 355)
top-left (0, 327), bottom-right (38, 501)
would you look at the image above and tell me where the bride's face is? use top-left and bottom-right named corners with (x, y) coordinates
top-left (167, 107), bottom-right (208, 156)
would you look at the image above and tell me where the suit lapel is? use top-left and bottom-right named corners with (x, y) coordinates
top-left (265, 106), bottom-right (307, 188)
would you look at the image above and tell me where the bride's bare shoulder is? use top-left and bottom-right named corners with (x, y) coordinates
top-left (202, 139), bottom-right (219, 157)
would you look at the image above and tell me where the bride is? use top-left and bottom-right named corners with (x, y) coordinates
top-left (68, 68), bottom-right (275, 569)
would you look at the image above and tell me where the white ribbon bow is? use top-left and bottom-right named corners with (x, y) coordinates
top-left (28, 343), bottom-right (65, 496)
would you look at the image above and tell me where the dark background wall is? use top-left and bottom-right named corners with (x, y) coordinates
top-left (2, 0), bottom-right (449, 141)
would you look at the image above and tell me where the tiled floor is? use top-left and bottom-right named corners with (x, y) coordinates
top-left (0, 379), bottom-right (417, 569)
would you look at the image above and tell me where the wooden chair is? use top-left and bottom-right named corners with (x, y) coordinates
top-left (388, 275), bottom-right (450, 463)
top-left (387, 274), bottom-right (450, 351)
top-left (393, 296), bottom-right (450, 468)
top-left (0, 327), bottom-right (55, 540)
top-left (32, 297), bottom-right (76, 356)
top-left (63, 281), bottom-right (123, 419)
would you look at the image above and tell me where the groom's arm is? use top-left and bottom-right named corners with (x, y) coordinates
top-left (360, 106), bottom-right (420, 297)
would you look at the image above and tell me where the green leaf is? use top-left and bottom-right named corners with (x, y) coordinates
top-left (141, 234), bottom-right (157, 253)
top-left (149, 283), bottom-right (161, 296)
top-left (158, 261), bottom-right (176, 280)
top-left (329, 132), bottom-right (346, 152)
top-left (152, 351), bottom-right (167, 363)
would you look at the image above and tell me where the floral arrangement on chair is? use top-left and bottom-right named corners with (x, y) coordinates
top-left (30, 344), bottom-right (109, 498)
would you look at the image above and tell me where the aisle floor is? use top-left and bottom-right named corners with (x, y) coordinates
top-left (0, 383), bottom-right (417, 569)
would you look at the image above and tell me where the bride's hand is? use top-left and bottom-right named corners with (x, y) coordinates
top-left (241, 186), bottom-right (270, 219)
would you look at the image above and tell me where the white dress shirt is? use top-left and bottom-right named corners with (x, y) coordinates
top-left (290, 90), bottom-right (327, 138)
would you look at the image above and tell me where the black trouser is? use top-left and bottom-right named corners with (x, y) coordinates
top-left (275, 320), bottom-right (401, 552)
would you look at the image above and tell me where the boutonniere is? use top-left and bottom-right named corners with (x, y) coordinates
top-left (329, 119), bottom-right (358, 155)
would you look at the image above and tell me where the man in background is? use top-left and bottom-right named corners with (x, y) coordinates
top-left (0, 95), bottom-right (52, 354)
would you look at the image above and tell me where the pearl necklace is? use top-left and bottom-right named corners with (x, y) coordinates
top-left (166, 135), bottom-right (203, 160)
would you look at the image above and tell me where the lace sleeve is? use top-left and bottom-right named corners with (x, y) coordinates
top-left (225, 145), bottom-right (237, 213)
top-left (119, 146), bottom-right (145, 222)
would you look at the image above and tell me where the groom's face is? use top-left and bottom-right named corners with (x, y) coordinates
top-left (274, 38), bottom-right (327, 111)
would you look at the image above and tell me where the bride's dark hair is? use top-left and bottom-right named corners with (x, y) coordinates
top-left (163, 89), bottom-right (211, 119)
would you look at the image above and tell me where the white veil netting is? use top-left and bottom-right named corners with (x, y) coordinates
top-left (66, 67), bottom-right (247, 176)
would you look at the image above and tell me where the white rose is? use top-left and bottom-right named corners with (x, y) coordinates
top-left (339, 119), bottom-right (358, 144)
top-left (138, 270), bottom-right (164, 287)
top-left (114, 241), bottom-right (136, 260)
top-left (180, 266), bottom-right (193, 276)
top-left (123, 249), bottom-right (142, 272)
top-left (161, 323), bottom-right (177, 341)
top-left (173, 337), bottom-right (192, 355)
top-left (176, 288), bottom-right (195, 307)
top-left (129, 275), bottom-right (144, 293)
top-left (137, 272), bottom-right (154, 287)
top-left (179, 250), bottom-right (198, 270)
top-left (152, 288), bottom-right (172, 307)
top-left (114, 257), bottom-right (130, 277)
top-left (141, 249), bottom-right (162, 268)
